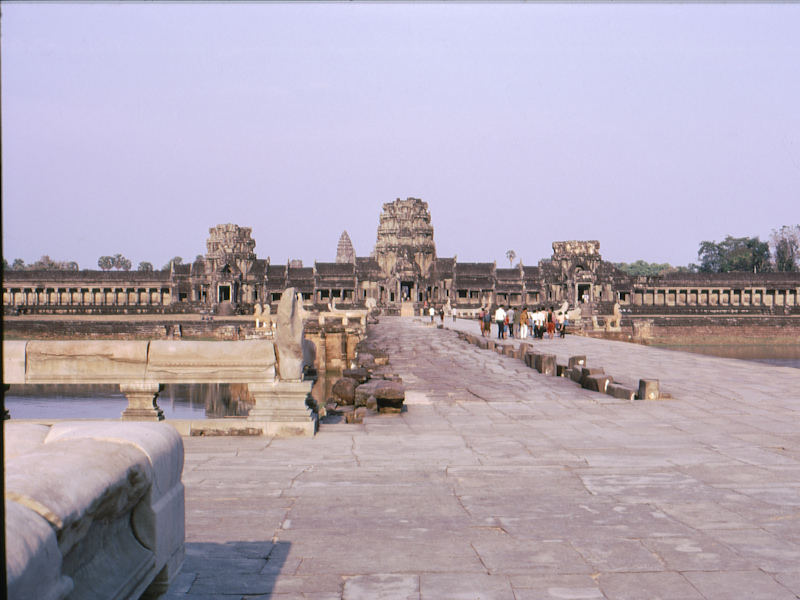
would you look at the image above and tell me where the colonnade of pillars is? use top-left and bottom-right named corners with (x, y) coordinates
top-left (632, 287), bottom-right (798, 308)
top-left (4, 286), bottom-right (171, 308)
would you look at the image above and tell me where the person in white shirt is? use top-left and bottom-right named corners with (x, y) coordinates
top-left (494, 305), bottom-right (507, 339)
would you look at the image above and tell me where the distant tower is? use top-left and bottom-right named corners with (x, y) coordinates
top-left (336, 231), bottom-right (356, 264)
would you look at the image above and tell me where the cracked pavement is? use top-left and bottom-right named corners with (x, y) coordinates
top-left (161, 316), bottom-right (800, 599)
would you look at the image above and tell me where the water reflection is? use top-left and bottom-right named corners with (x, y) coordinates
top-left (655, 345), bottom-right (800, 369)
top-left (5, 372), bottom-right (343, 421)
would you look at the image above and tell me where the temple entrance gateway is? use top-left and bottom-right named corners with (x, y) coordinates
top-left (401, 281), bottom-right (414, 302)
top-left (578, 283), bottom-right (592, 304)
top-left (218, 285), bottom-right (231, 303)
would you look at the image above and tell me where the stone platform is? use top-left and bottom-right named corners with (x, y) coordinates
top-left (161, 316), bottom-right (800, 599)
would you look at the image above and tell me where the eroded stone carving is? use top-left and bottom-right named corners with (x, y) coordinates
top-left (275, 287), bottom-right (315, 381)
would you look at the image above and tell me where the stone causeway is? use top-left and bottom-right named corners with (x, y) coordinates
top-left (160, 316), bottom-right (800, 599)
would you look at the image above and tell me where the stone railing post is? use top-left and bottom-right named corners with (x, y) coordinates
top-left (120, 382), bottom-right (165, 421)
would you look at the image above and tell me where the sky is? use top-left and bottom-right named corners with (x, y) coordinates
top-left (2, 2), bottom-right (799, 271)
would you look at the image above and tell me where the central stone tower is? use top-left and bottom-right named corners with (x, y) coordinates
top-left (373, 198), bottom-right (436, 280)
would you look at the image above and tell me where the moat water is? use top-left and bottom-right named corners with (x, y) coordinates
top-left (5, 347), bottom-right (799, 420)
top-left (4, 370), bottom-right (340, 420)
top-left (655, 344), bottom-right (800, 370)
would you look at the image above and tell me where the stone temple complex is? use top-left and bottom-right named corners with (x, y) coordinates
top-left (4, 198), bottom-right (800, 316)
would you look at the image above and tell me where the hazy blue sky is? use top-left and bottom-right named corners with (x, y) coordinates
top-left (3, 2), bottom-right (799, 270)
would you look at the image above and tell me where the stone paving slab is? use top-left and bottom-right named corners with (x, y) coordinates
top-left (162, 316), bottom-right (800, 599)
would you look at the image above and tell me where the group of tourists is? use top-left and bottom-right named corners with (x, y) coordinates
top-left (477, 305), bottom-right (568, 340)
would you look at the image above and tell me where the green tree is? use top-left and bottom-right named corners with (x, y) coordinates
top-left (161, 256), bottom-right (183, 271)
top-left (65, 261), bottom-right (79, 270)
top-left (98, 256), bottom-right (115, 271)
top-left (12, 258), bottom-right (26, 270)
top-left (771, 225), bottom-right (800, 272)
top-left (697, 236), bottom-right (772, 273)
top-left (138, 261), bottom-right (154, 271)
top-left (505, 250), bottom-right (516, 267)
top-left (2, 258), bottom-right (8, 271)
top-left (613, 260), bottom-right (674, 277)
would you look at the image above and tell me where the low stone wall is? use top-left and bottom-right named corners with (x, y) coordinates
top-left (5, 421), bottom-right (185, 600)
top-left (617, 316), bottom-right (800, 345)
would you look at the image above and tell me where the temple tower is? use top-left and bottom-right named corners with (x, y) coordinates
top-left (373, 198), bottom-right (436, 279)
top-left (335, 231), bottom-right (356, 264)
top-left (204, 224), bottom-right (257, 305)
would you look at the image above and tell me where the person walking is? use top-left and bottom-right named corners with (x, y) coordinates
top-left (506, 306), bottom-right (515, 338)
top-left (546, 308), bottom-right (555, 339)
top-left (429, 306), bottom-right (435, 322)
top-left (494, 305), bottom-right (507, 340)
top-left (452, 307), bottom-right (457, 322)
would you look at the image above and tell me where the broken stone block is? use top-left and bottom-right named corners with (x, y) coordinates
top-left (356, 353), bottom-right (377, 369)
top-left (607, 383), bottom-right (637, 400)
top-left (638, 379), bottom-right (660, 400)
top-left (556, 364), bottom-right (569, 377)
top-left (584, 374), bottom-right (614, 393)
top-left (365, 397), bottom-right (378, 411)
top-left (354, 381), bottom-right (381, 407)
top-left (579, 367), bottom-right (605, 387)
top-left (571, 367), bottom-right (583, 383)
top-left (486, 340), bottom-right (495, 351)
top-left (332, 377), bottom-right (357, 406)
top-left (568, 355), bottom-right (587, 369)
top-left (342, 368), bottom-right (369, 384)
top-left (346, 407), bottom-right (366, 424)
top-left (537, 354), bottom-right (557, 376)
top-left (503, 345), bottom-right (516, 357)
top-left (373, 380), bottom-right (405, 413)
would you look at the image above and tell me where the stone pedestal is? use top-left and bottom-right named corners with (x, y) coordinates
top-left (121, 383), bottom-right (165, 421)
top-left (247, 380), bottom-right (317, 437)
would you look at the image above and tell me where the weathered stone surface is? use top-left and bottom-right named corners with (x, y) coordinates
top-left (569, 355), bottom-right (587, 369)
top-left (275, 287), bottom-right (305, 380)
top-left (580, 366), bottom-right (605, 386)
top-left (356, 352), bottom-right (377, 369)
top-left (365, 397), bottom-right (378, 411)
top-left (638, 379), bottom-right (660, 400)
top-left (584, 374), bottom-right (614, 393)
top-left (373, 380), bottom-right (405, 413)
top-left (607, 382), bottom-right (637, 400)
top-left (342, 368), bottom-right (369, 384)
top-left (24, 340), bottom-right (149, 384)
top-left (557, 364), bottom-right (569, 377)
top-left (332, 377), bottom-right (357, 405)
top-left (6, 499), bottom-right (74, 600)
top-left (346, 407), bottom-right (367, 424)
top-left (354, 381), bottom-right (381, 407)
top-left (537, 354), bottom-right (557, 376)
top-left (5, 421), bottom-right (185, 600)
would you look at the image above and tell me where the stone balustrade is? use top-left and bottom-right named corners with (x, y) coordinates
top-left (3, 339), bottom-right (316, 436)
top-left (5, 420), bottom-right (185, 600)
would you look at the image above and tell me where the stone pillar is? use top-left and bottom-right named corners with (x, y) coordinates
top-left (120, 383), bottom-right (165, 421)
top-left (247, 381), bottom-right (317, 436)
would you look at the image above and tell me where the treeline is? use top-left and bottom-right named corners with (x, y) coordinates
top-left (3, 254), bottom-right (190, 273)
top-left (615, 225), bottom-right (799, 277)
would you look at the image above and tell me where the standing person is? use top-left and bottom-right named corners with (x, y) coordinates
top-left (561, 312), bottom-right (569, 338)
top-left (494, 305), bottom-right (507, 340)
top-left (519, 307), bottom-right (530, 339)
top-left (429, 306), bottom-right (435, 322)
top-left (513, 307), bottom-right (521, 339)
top-left (439, 306), bottom-right (444, 324)
top-left (452, 307), bottom-right (457, 322)
top-left (556, 311), bottom-right (565, 338)
top-left (506, 306), bottom-right (515, 338)
top-left (546, 308), bottom-right (555, 339)
top-left (478, 308), bottom-right (485, 336)
top-left (482, 308), bottom-right (492, 337)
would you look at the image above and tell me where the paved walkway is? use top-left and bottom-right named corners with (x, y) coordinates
top-left (162, 316), bottom-right (800, 600)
